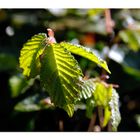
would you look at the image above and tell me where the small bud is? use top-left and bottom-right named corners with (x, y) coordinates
top-left (47, 28), bottom-right (54, 37)
top-left (112, 84), bottom-right (119, 88)
top-left (40, 97), bottom-right (54, 106)
top-left (100, 75), bottom-right (110, 80)
top-left (47, 28), bottom-right (56, 44)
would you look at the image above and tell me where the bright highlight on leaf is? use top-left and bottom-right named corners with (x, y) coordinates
top-left (60, 42), bottom-right (111, 74)
top-left (19, 33), bottom-right (47, 78)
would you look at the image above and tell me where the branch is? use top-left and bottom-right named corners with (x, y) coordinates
top-left (88, 112), bottom-right (97, 131)
top-left (104, 9), bottom-right (115, 34)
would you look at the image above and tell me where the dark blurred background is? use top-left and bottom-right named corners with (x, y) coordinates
top-left (0, 9), bottom-right (140, 131)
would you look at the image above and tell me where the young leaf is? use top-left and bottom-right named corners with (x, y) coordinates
top-left (93, 82), bottom-right (121, 130)
top-left (92, 81), bottom-right (113, 127)
top-left (109, 89), bottom-right (121, 131)
top-left (19, 33), bottom-right (47, 78)
top-left (80, 79), bottom-right (96, 99)
top-left (85, 79), bottom-right (120, 129)
top-left (40, 43), bottom-right (83, 117)
top-left (60, 42), bottom-right (111, 74)
top-left (103, 106), bottom-right (111, 127)
top-left (86, 98), bottom-right (96, 118)
top-left (94, 82), bottom-right (112, 107)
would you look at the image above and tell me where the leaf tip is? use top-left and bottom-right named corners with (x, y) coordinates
top-left (107, 68), bottom-right (111, 74)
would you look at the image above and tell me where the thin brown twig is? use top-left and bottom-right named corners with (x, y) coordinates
top-left (98, 106), bottom-right (104, 129)
top-left (59, 120), bottom-right (64, 131)
top-left (107, 120), bottom-right (112, 132)
top-left (88, 113), bottom-right (97, 132)
top-left (105, 9), bottom-right (115, 34)
top-left (101, 9), bottom-right (115, 79)
top-left (95, 9), bottom-right (115, 132)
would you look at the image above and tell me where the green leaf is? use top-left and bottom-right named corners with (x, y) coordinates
top-left (94, 82), bottom-right (112, 107)
top-left (80, 79), bottom-right (96, 99)
top-left (119, 30), bottom-right (140, 52)
top-left (93, 81), bottom-right (121, 129)
top-left (14, 94), bottom-right (53, 112)
top-left (85, 79), bottom-right (121, 130)
top-left (40, 43), bottom-right (83, 117)
top-left (103, 106), bottom-right (111, 127)
top-left (109, 89), bottom-right (121, 131)
top-left (19, 33), bottom-right (47, 78)
top-left (60, 42), bottom-right (111, 74)
top-left (63, 104), bottom-right (75, 117)
top-left (93, 81), bottom-right (112, 127)
top-left (86, 98), bottom-right (96, 118)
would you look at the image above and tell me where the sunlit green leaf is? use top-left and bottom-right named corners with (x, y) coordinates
top-left (103, 107), bottom-right (111, 127)
top-left (63, 104), bottom-right (75, 117)
top-left (40, 43), bottom-right (83, 117)
top-left (19, 33), bottom-right (47, 78)
top-left (85, 79), bottom-right (121, 130)
top-left (85, 80), bottom-right (112, 122)
top-left (94, 82), bottom-right (112, 107)
top-left (60, 42), bottom-right (111, 74)
top-left (86, 98), bottom-right (96, 118)
top-left (94, 81), bottom-right (121, 130)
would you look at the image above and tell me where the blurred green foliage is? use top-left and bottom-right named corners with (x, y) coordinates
top-left (0, 9), bottom-right (140, 131)
top-left (0, 53), bottom-right (17, 72)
